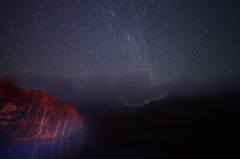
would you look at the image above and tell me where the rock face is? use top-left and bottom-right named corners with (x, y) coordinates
top-left (0, 102), bottom-right (24, 127)
top-left (0, 102), bottom-right (17, 113)
top-left (0, 121), bottom-right (9, 127)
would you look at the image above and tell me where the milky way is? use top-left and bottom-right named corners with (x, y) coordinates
top-left (1, 0), bottom-right (240, 84)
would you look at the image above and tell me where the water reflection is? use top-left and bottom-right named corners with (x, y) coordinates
top-left (1, 131), bottom-right (237, 159)
top-left (1, 134), bottom-right (87, 159)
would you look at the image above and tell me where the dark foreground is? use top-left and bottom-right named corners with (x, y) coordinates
top-left (1, 131), bottom-right (239, 159)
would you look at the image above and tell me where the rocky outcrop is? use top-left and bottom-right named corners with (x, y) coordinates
top-left (0, 102), bottom-right (25, 127)
top-left (0, 121), bottom-right (9, 127)
top-left (0, 102), bottom-right (17, 113)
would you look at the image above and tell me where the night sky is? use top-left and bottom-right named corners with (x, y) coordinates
top-left (1, 0), bottom-right (240, 105)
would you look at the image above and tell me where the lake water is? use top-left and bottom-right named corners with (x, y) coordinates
top-left (0, 131), bottom-right (239, 159)
top-left (0, 133), bottom-right (94, 159)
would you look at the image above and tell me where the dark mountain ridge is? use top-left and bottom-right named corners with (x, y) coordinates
top-left (138, 90), bottom-right (240, 113)
top-left (76, 100), bottom-right (139, 118)
top-left (75, 90), bottom-right (240, 120)
top-left (92, 94), bottom-right (240, 132)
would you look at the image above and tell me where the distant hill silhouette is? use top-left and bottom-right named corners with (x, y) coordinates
top-left (80, 91), bottom-right (240, 132)
top-left (75, 91), bottom-right (240, 119)
top-left (206, 91), bottom-right (240, 105)
top-left (137, 93), bottom-right (193, 113)
top-left (76, 100), bottom-right (139, 118)
top-left (138, 91), bottom-right (240, 113)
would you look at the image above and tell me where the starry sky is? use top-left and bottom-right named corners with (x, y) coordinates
top-left (1, 0), bottom-right (240, 105)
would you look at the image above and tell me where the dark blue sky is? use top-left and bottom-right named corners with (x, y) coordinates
top-left (0, 0), bottom-right (240, 105)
